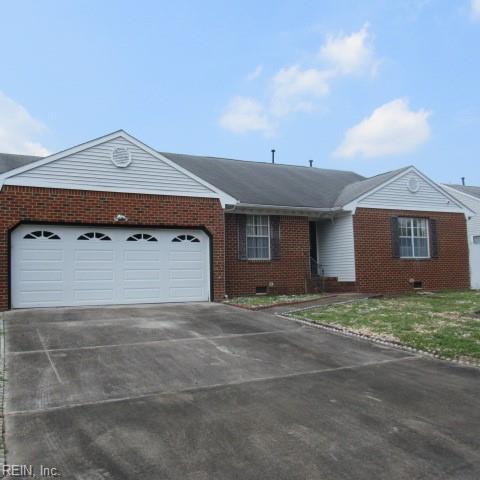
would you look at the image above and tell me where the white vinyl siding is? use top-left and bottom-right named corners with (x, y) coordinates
top-left (5, 137), bottom-right (216, 197)
top-left (443, 187), bottom-right (480, 289)
top-left (246, 215), bottom-right (270, 260)
top-left (316, 214), bottom-right (356, 281)
top-left (358, 172), bottom-right (463, 212)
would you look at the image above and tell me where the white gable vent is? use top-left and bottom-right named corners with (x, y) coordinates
top-left (111, 147), bottom-right (132, 168)
top-left (407, 177), bottom-right (420, 193)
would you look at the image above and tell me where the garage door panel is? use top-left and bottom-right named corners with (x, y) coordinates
top-left (75, 249), bottom-right (114, 261)
top-left (12, 225), bottom-right (210, 307)
top-left (74, 289), bottom-right (115, 302)
top-left (20, 249), bottom-right (64, 261)
top-left (170, 269), bottom-right (204, 280)
top-left (169, 287), bottom-right (204, 299)
top-left (20, 270), bottom-right (63, 282)
top-left (74, 270), bottom-right (114, 281)
top-left (123, 288), bottom-right (163, 300)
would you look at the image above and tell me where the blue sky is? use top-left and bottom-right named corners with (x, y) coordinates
top-left (1, 0), bottom-right (480, 184)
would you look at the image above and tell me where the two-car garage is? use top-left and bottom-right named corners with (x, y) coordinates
top-left (11, 224), bottom-right (211, 308)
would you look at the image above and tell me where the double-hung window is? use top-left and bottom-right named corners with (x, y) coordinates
top-left (246, 215), bottom-right (270, 260)
top-left (398, 217), bottom-right (430, 259)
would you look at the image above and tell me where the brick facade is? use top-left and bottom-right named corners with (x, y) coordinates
top-left (353, 208), bottom-right (470, 293)
top-left (225, 213), bottom-right (310, 297)
top-left (0, 186), bottom-right (225, 310)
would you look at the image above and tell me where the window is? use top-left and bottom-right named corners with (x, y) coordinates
top-left (24, 230), bottom-right (60, 240)
top-left (172, 234), bottom-right (200, 243)
top-left (77, 232), bottom-right (111, 241)
top-left (127, 233), bottom-right (157, 242)
top-left (398, 218), bottom-right (429, 258)
top-left (473, 236), bottom-right (480, 245)
top-left (246, 215), bottom-right (270, 259)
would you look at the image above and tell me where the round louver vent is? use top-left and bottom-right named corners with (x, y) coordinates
top-left (407, 177), bottom-right (420, 193)
top-left (111, 147), bottom-right (132, 168)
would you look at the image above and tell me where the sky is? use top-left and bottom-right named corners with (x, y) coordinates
top-left (1, 0), bottom-right (480, 185)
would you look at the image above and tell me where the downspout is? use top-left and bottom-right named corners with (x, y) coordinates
top-left (223, 204), bottom-right (238, 300)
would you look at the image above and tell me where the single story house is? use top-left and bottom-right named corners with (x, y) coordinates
top-left (443, 184), bottom-right (480, 289)
top-left (0, 130), bottom-right (472, 309)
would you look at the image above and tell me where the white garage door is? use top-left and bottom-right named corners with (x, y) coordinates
top-left (11, 225), bottom-right (210, 308)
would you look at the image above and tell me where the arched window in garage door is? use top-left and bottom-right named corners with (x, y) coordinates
top-left (126, 233), bottom-right (158, 242)
top-left (77, 232), bottom-right (112, 241)
top-left (172, 234), bottom-right (200, 243)
top-left (23, 230), bottom-right (61, 240)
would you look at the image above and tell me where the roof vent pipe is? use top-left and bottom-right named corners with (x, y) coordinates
top-left (309, 160), bottom-right (313, 167)
top-left (271, 149), bottom-right (275, 164)
top-left (461, 177), bottom-right (466, 186)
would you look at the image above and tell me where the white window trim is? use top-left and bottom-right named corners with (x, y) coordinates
top-left (246, 215), bottom-right (271, 260)
top-left (399, 217), bottom-right (430, 259)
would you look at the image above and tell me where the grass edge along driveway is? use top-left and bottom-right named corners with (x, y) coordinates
top-left (295, 290), bottom-right (480, 363)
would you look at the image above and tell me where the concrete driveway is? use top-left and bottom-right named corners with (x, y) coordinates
top-left (3, 303), bottom-right (480, 479)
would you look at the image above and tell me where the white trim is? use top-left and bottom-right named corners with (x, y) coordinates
top-left (343, 166), bottom-right (474, 215)
top-left (246, 214), bottom-right (271, 260)
top-left (0, 130), bottom-right (238, 207)
top-left (2, 178), bottom-right (221, 199)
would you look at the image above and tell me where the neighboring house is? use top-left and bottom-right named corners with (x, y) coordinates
top-left (0, 130), bottom-right (472, 309)
top-left (443, 184), bottom-right (480, 289)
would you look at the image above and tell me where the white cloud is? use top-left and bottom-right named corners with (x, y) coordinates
top-left (219, 96), bottom-right (273, 135)
top-left (471, 0), bottom-right (480, 21)
top-left (220, 25), bottom-right (379, 135)
top-left (0, 91), bottom-right (50, 156)
top-left (319, 24), bottom-right (378, 75)
top-left (334, 99), bottom-right (431, 158)
top-left (246, 65), bottom-right (263, 81)
top-left (270, 65), bottom-right (333, 117)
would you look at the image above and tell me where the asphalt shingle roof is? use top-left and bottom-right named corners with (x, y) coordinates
top-left (0, 148), bottom-right (410, 210)
top-left (161, 153), bottom-right (365, 208)
top-left (446, 184), bottom-right (480, 200)
top-left (0, 153), bottom-right (43, 175)
top-left (334, 167), bottom-right (411, 207)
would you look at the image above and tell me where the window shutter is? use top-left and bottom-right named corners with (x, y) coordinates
top-left (270, 216), bottom-right (281, 260)
top-left (429, 219), bottom-right (438, 258)
top-left (237, 215), bottom-right (247, 260)
top-left (391, 217), bottom-right (400, 258)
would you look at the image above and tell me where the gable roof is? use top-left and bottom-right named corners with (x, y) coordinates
top-left (0, 153), bottom-right (42, 175)
top-left (333, 166), bottom-right (410, 207)
top-left (446, 184), bottom-right (480, 200)
top-left (0, 131), bottom-right (467, 212)
top-left (160, 152), bottom-right (364, 208)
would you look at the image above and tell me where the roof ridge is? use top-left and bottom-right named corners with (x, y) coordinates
top-left (160, 151), bottom-right (362, 176)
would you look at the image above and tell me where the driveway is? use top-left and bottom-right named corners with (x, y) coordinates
top-left (3, 303), bottom-right (480, 479)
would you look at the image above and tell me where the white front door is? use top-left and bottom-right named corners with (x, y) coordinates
top-left (11, 225), bottom-right (210, 308)
top-left (471, 235), bottom-right (480, 289)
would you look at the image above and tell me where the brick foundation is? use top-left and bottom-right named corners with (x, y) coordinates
top-left (0, 186), bottom-right (225, 309)
top-left (225, 214), bottom-right (310, 297)
top-left (353, 208), bottom-right (470, 293)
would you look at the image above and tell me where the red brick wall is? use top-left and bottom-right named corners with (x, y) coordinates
top-left (353, 208), bottom-right (470, 293)
top-left (225, 213), bottom-right (310, 297)
top-left (0, 186), bottom-right (225, 309)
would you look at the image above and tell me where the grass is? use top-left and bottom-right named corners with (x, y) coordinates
top-left (225, 293), bottom-right (326, 309)
top-left (296, 290), bottom-right (480, 362)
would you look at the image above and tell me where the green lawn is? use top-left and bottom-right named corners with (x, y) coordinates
top-left (296, 290), bottom-right (480, 362)
top-left (225, 293), bottom-right (326, 309)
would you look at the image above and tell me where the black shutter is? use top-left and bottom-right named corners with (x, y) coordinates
top-left (237, 215), bottom-right (247, 260)
top-left (391, 217), bottom-right (400, 258)
top-left (270, 216), bottom-right (281, 260)
top-left (429, 218), bottom-right (438, 258)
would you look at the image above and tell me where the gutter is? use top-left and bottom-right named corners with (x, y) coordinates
top-left (224, 203), bottom-right (345, 215)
